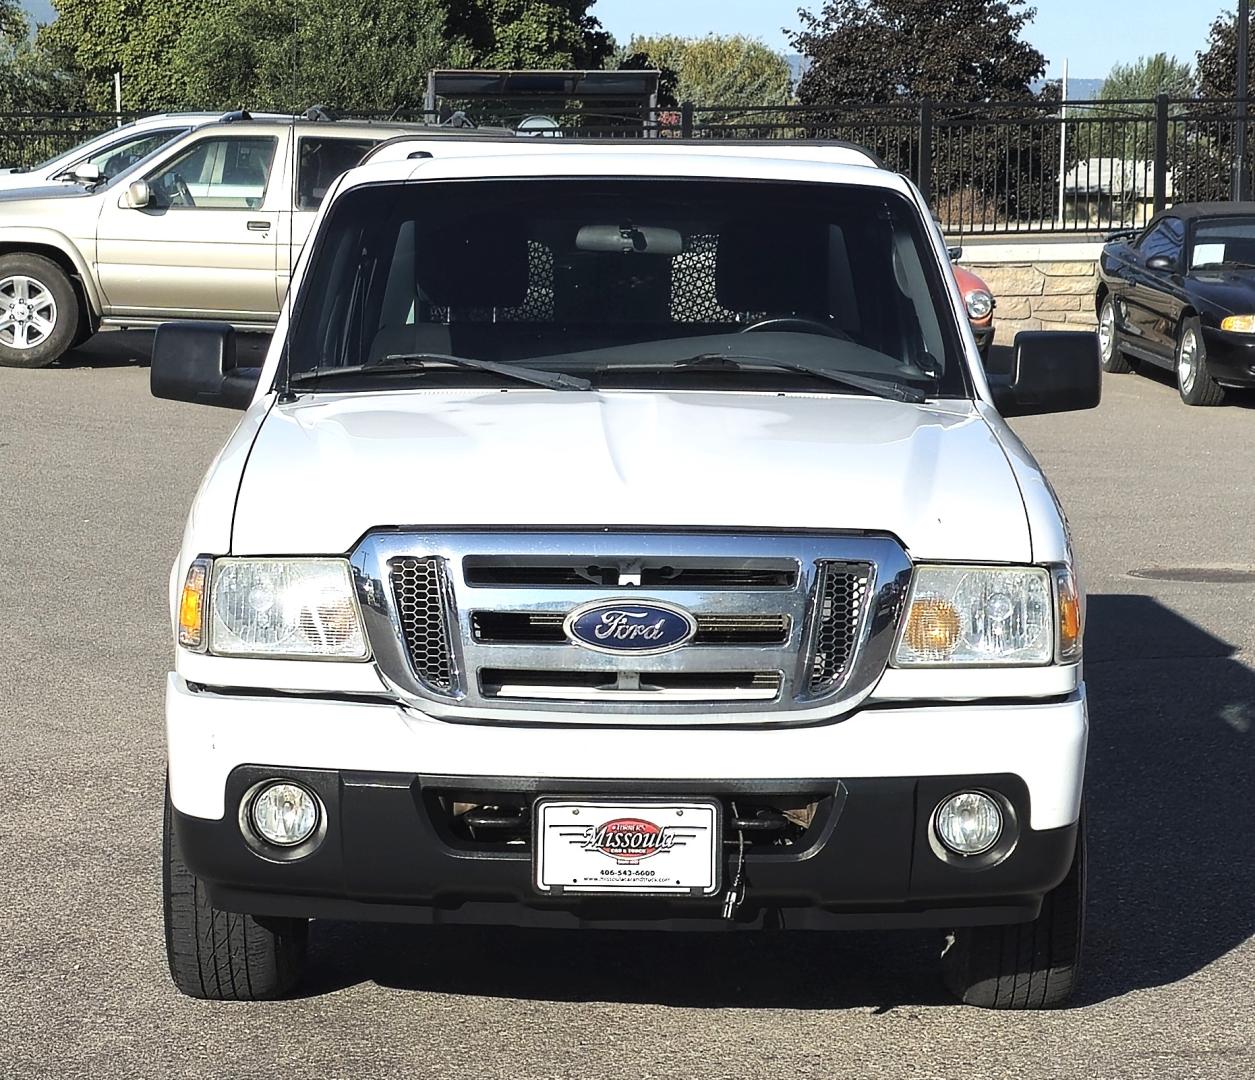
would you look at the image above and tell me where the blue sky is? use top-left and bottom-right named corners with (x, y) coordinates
top-left (593, 0), bottom-right (1235, 80)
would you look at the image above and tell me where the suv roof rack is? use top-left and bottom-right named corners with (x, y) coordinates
top-left (302, 105), bottom-right (338, 123)
top-left (220, 109), bottom-right (252, 123)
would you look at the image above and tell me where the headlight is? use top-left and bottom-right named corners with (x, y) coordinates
top-left (1221, 314), bottom-right (1255, 333)
top-left (965, 289), bottom-right (994, 320)
top-left (206, 558), bottom-right (369, 659)
top-left (895, 565), bottom-right (1052, 666)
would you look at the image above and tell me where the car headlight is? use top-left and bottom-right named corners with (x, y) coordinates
top-left (965, 289), bottom-right (994, 320)
top-left (178, 557), bottom-right (369, 659)
top-left (895, 565), bottom-right (1054, 666)
top-left (1221, 314), bottom-right (1255, 333)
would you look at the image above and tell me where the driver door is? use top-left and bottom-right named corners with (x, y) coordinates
top-left (95, 133), bottom-right (282, 321)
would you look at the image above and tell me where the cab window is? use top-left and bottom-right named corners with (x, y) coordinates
top-left (80, 129), bottom-right (186, 180)
top-left (296, 137), bottom-right (376, 211)
top-left (1137, 217), bottom-right (1184, 264)
top-left (146, 136), bottom-right (278, 209)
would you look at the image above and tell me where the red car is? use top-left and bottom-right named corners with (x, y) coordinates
top-left (953, 262), bottom-right (995, 361)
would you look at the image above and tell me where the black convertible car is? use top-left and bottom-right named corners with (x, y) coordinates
top-left (1096, 201), bottom-right (1255, 405)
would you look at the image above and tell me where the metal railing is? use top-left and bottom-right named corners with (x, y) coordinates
top-left (4, 99), bottom-right (1254, 234)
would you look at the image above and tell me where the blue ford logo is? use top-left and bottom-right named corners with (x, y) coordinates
top-left (563, 599), bottom-right (697, 655)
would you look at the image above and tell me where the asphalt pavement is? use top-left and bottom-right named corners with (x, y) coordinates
top-left (0, 333), bottom-right (1252, 1079)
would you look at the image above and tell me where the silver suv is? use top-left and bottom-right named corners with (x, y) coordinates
top-left (0, 114), bottom-right (505, 367)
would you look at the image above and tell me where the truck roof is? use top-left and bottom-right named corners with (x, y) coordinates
top-left (336, 143), bottom-right (909, 201)
top-left (363, 134), bottom-right (885, 171)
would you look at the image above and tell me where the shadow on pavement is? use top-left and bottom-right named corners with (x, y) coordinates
top-left (298, 603), bottom-right (1251, 1008)
top-left (54, 329), bottom-right (271, 370)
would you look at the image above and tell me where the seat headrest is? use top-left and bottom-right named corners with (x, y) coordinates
top-left (716, 221), bottom-right (828, 314)
top-left (416, 215), bottom-right (530, 308)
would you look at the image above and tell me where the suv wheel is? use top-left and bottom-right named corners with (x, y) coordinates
top-left (941, 817), bottom-right (1086, 1009)
top-left (163, 779), bottom-right (309, 1000)
top-left (0, 253), bottom-right (80, 368)
top-left (1097, 296), bottom-right (1131, 373)
top-left (1176, 317), bottom-right (1226, 406)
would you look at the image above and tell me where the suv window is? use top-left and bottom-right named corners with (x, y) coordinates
top-left (289, 178), bottom-right (966, 398)
top-left (297, 137), bottom-right (377, 211)
top-left (79, 128), bottom-right (186, 180)
top-left (1138, 217), bottom-right (1184, 263)
top-left (147, 136), bottom-right (278, 209)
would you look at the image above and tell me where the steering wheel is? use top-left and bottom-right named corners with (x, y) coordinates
top-left (169, 173), bottom-right (195, 207)
top-left (740, 316), bottom-right (845, 339)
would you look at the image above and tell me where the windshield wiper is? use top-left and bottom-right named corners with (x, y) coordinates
top-left (668, 353), bottom-right (929, 403)
top-left (290, 352), bottom-right (592, 392)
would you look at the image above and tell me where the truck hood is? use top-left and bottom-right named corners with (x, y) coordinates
top-left (231, 389), bottom-right (1031, 560)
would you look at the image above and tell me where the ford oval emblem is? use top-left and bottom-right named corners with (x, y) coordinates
top-left (563, 598), bottom-right (697, 656)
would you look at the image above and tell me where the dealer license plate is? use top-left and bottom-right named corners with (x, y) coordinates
top-left (533, 798), bottom-right (721, 896)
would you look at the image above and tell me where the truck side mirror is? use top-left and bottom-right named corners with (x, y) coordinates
top-left (988, 331), bottom-right (1101, 417)
top-left (150, 322), bottom-right (262, 409)
top-left (947, 245), bottom-right (963, 261)
top-left (126, 179), bottom-right (151, 208)
top-left (68, 162), bottom-right (102, 185)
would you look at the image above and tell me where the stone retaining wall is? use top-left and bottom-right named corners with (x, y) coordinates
top-left (954, 240), bottom-right (1103, 346)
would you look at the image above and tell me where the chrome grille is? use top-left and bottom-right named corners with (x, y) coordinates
top-left (390, 557), bottom-right (455, 692)
top-left (355, 532), bottom-right (911, 725)
top-left (808, 564), bottom-right (872, 693)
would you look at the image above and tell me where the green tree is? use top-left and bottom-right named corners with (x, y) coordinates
top-left (1100, 53), bottom-right (1195, 101)
top-left (170, 0), bottom-right (463, 113)
top-left (790, 0), bottom-right (1045, 104)
top-left (1196, 6), bottom-right (1253, 99)
top-left (1, 3), bottom-right (84, 113)
top-left (446, 0), bottom-right (611, 68)
top-left (623, 34), bottom-right (792, 108)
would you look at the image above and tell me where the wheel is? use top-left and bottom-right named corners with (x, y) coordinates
top-left (941, 818), bottom-right (1086, 1009)
top-left (1176, 317), bottom-right (1226, 406)
top-left (0, 253), bottom-right (80, 368)
top-left (163, 780), bottom-right (308, 1000)
top-left (1097, 296), bottom-right (1131, 373)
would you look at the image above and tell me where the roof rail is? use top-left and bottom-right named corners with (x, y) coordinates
top-left (302, 105), bottom-right (338, 122)
top-left (220, 109), bottom-right (252, 123)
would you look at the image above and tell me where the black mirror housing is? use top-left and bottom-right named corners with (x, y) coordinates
top-left (1145, 254), bottom-right (1175, 271)
top-left (150, 322), bottom-right (261, 409)
top-left (989, 330), bottom-right (1101, 417)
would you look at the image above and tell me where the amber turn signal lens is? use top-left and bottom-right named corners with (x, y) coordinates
top-left (903, 596), bottom-right (962, 659)
top-left (178, 559), bottom-right (210, 651)
top-left (1055, 566), bottom-right (1082, 662)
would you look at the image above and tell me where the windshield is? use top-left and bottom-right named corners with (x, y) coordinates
top-left (1191, 217), bottom-right (1255, 268)
top-left (287, 177), bottom-right (968, 397)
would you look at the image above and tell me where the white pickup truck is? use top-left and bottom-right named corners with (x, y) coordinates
top-left (152, 138), bottom-right (1100, 1008)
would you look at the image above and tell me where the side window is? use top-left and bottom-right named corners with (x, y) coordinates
top-left (146, 136), bottom-right (278, 210)
top-left (297, 137), bottom-right (377, 211)
top-left (1138, 217), bottom-right (1184, 263)
top-left (85, 129), bottom-right (186, 180)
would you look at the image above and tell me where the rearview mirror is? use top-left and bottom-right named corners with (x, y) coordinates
top-left (576, 224), bottom-right (683, 255)
top-left (150, 322), bottom-right (261, 409)
top-left (988, 331), bottom-right (1101, 417)
top-left (947, 245), bottom-right (963, 261)
top-left (126, 180), bottom-right (151, 208)
top-left (1145, 254), bottom-right (1175, 272)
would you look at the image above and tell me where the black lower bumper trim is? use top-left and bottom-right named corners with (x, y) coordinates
top-left (177, 766), bottom-right (1078, 931)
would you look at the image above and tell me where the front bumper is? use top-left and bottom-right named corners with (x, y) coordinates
top-left (1201, 326), bottom-right (1255, 386)
top-left (166, 675), bottom-right (1087, 930)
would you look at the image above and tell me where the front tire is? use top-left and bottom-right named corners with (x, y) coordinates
top-left (941, 819), bottom-right (1086, 1009)
top-left (163, 781), bottom-right (309, 1000)
top-left (0, 253), bottom-right (80, 368)
top-left (1176, 317), bottom-right (1226, 406)
top-left (1098, 296), bottom-right (1131, 373)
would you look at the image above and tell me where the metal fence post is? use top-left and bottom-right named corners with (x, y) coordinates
top-left (680, 101), bottom-right (695, 139)
top-left (917, 99), bottom-right (933, 206)
top-left (1153, 93), bottom-right (1169, 213)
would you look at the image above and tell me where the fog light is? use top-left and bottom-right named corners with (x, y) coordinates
top-left (934, 791), bottom-right (1003, 856)
top-left (249, 781), bottom-right (319, 847)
